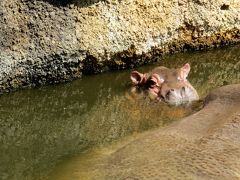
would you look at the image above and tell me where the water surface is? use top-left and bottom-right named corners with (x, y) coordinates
top-left (0, 44), bottom-right (239, 180)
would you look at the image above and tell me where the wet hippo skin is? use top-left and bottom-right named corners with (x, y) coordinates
top-left (95, 84), bottom-right (240, 179)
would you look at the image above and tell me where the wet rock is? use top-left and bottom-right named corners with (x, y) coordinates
top-left (93, 84), bottom-right (240, 179)
top-left (0, 0), bottom-right (240, 93)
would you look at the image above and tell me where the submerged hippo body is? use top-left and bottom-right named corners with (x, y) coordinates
top-left (130, 63), bottom-right (199, 105)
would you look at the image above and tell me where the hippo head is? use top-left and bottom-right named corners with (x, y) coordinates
top-left (130, 63), bottom-right (199, 105)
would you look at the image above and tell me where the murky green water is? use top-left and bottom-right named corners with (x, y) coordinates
top-left (0, 45), bottom-right (240, 180)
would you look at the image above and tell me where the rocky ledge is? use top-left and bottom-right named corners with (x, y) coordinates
top-left (93, 84), bottom-right (240, 179)
top-left (0, 0), bottom-right (240, 93)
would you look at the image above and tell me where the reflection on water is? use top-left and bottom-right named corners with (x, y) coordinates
top-left (0, 45), bottom-right (240, 180)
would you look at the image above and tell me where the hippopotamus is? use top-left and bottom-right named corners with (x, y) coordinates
top-left (130, 63), bottom-right (199, 105)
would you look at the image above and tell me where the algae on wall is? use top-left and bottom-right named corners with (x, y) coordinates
top-left (0, 0), bottom-right (240, 92)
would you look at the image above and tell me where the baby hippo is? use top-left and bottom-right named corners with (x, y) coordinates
top-left (130, 63), bottom-right (199, 105)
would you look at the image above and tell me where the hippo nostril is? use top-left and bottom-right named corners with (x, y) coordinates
top-left (160, 95), bottom-right (164, 100)
top-left (166, 91), bottom-right (171, 99)
top-left (170, 89), bottom-right (174, 92)
top-left (181, 87), bottom-right (187, 97)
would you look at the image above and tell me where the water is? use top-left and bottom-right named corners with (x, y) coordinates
top-left (0, 45), bottom-right (240, 180)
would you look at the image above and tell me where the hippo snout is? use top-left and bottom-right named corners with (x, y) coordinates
top-left (161, 85), bottom-right (199, 105)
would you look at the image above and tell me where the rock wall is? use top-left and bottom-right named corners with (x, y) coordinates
top-left (0, 0), bottom-right (240, 92)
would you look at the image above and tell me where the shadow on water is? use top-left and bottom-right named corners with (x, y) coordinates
top-left (0, 44), bottom-right (240, 179)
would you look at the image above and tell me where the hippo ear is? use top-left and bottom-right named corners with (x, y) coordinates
top-left (179, 63), bottom-right (190, 81)
top-left (130, 71), bottom-right (145, 85)
top-left (147, 73), bottom-right (164, 87)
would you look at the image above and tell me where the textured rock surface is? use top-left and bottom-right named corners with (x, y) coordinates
top-left (0, 0), bottom-right (240, 92)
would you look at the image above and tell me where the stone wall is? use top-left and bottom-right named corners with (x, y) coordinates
top-left (0, 0), bottom-right (239, 92)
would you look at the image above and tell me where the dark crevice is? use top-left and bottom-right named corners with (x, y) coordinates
top-left (36, 0), bottom-right (106, 7)
top-left (220, 4), bottom-right (230, 10)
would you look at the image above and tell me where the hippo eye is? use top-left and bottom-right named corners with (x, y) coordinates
top-left (177, 76), bottom-right (181, 81)
top-left (159, 77), bottom-right (165, 83)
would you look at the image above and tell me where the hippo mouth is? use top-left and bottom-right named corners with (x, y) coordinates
top-left (149, 85), bottom-right (199, 105)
